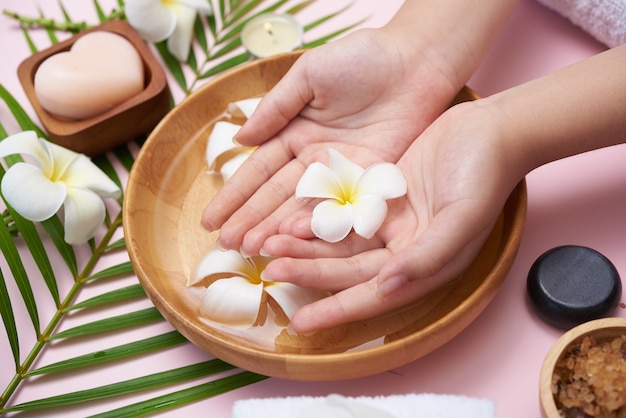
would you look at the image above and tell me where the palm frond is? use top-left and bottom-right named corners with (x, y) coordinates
top-left (68, 283), bottom-right (145, 310)
top-left (88, 371), bottom-right (268, 418)
top-left (3, 203), bottom-right (60, 305)
top-left (0, 195), bottom-right (40, 336)
top-left (85, 261), bottom-right (135, 282)
top-left (0, 269), bottom-right (19, 368)
top-left (0, 85), bottom-right (45, 136)
top-left (26, 331), bottom-right (188, 376)
top-left (40, 215), bottom-right (78, 276)
top-left (5, 360), bottom-right (236, 412)
top-left (49, 307), bottom-right (163, 340)
top-left (0, 0), bottom-right (359, 415)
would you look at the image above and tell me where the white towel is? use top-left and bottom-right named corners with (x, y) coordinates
top-left (232, 393), bottom-right (495, 418)
top-left (536, 0), bottom-right (626, 47)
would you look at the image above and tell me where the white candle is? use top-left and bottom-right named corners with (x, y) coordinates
top-left (241, 13), bottom-right (303, 58)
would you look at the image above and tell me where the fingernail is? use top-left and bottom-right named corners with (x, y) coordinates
top-left (260, 269), bottom-right (276, 282)
top-left (259, 246), bottom-right (271, 257)
top-left (377, 274), bottom-right (408, 299)
top-left (239, 246), bottom-right (251, 258)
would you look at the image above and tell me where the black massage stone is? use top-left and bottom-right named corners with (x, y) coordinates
top-left (527, 245), bottom-right (622, 330)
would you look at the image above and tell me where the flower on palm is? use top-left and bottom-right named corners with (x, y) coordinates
top-left (296, 148), bottom-right (407, 243)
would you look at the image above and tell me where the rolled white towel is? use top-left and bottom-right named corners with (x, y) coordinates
top-left (536, 0), bottom-right (626, 47)
top-left (232, 393), bottom-right (495, 418)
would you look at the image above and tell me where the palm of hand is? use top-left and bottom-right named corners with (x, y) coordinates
top-left (204, 29), bottom-right (457, 254)
top-left (260, 103), bottom-right (521, 332)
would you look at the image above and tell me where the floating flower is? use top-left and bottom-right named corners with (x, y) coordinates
top-left (296, 148), bottom-right (407, 243)
top-left (125, 0), bottom-right (213, 61)
top-left (206, 98), bottom-right (261, 181)
top-left (189, 247), bottom-right (328, 329)
top-left (0, 131), bottom-right (121, 244)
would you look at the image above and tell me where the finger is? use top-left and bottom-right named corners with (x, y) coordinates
top-left (239, 195), bottom-right (309, 256)
top-left (261, 233), bottom-right (383, 259)
top-left (290, 273), bottom-right (438, 333)
top-left (201, 139), bottom-right (293, 231)
top-left (217, 155), bottom-right (305, 250)
top-left (377, 203), bottom-right (495, 297)
top-left (235, 55), bottom-right (313, 146)
top-left (276, 205), bottom-right (316, 238)
top-left (262, 247), bottom-right (389, 291)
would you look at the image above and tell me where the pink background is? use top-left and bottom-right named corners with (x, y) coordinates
top-left (1, 0), bottom-right (625, 417)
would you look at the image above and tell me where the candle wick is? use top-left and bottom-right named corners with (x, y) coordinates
top-left (263, 22), bottom-right (274, 37)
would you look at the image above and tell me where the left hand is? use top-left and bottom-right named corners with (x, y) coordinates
top-left (258, 101), bottom-right (525, 332)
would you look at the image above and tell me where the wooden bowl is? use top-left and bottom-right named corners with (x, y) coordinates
top-left (18, 20), bottom-right (170, 157)
top-left (539, 317), bottom-right (626, 417)
top-left (124, 51), bottom-right (528, 381)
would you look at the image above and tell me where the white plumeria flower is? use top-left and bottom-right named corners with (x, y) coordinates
top-left (0, 131), bottom-right (121, 244)
top-left (189, 247), bottom-right (328, 329)
top-left (206, 98), bottom-right (261, 181)
top-left (296, 148), bottom-right (407, 243)
top-left (125, 0), bottom-right (213, 61)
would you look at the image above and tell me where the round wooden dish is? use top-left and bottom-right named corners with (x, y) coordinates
top-left (124, 51), bottom-right (528, 381)
top-left (539, 317), bottom-right (626, 417)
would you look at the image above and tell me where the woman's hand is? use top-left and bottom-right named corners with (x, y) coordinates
top-left (201, 27), bottom-right (459, 254)
top-left (258, 101), bottom-right (525, 332)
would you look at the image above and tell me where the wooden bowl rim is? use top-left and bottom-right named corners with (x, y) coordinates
top-left (539, 317), bottom-right (626, 417)
top-left (124, 51), bottom-right (528, 379)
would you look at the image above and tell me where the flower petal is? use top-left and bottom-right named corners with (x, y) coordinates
top-left (51, 147), bottom-right (120, 198)
top-left (166, 3), bottom-right (197, 61)
top-left (327, 148), bottom-right (364, 196)
top-left (264, 282), bottom-right (328, 320)
top-left (351, 194), bottom-right (388, 239)
top-left (191, 248), bottom-right (251, 286)
top-left (227, 98), bottom-right (262, 119)
top-left (206, 121), bottom-right (242, 169)
top-left (125, 0), bottom-right (177, 42)
top-left (178, 0), bottom-right (213, 15)
top-left (199, 277), bottom-right (263, 328)
top-left (63, 187), bottom-right (107, 244)
top-left (0, 162), bottom-right (65, 221)
top-left (295, 162), bottom-right (343, 200)
top-left (310, 200), bottom-right (354, 243)
top-left (0, 131), bottom-right (49, 168)
top-left (356, 162), bottom-right (407, 199)
top-left (220, 152), bottom-right (250, 181)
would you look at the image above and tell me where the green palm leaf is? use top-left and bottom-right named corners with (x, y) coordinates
top-left (0, 195), bottom-right (40, 336)
top-left (68, 283), bottom-right (145, 310)
top-left (0, 269), bottom-right (19, 368)
top-left (5, 360), bottom-right (235, 412)
top-left (89, 371), bottom-right (268, 418)
top-left (27, 331), bottom-right (187, 376)
top-left (49, 307), bottom-right (163, 340)
top-left (0, 0), bottom-right (358, 415)
top-left (40, 215), bottom-right (78, 276)
top-left (3, 204), bottom-right (60, 305)
top-left (156, 41), bottom-right (188, 93)
top-left (0, 85), bottom-right (45, 137)
top-left (85, 261), bottom-right (134, 282)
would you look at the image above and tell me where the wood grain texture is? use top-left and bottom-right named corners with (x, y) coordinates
top-left (124, 51), bottom-right (528, 381)
top-left (17, 20), bottom-right (170, 156)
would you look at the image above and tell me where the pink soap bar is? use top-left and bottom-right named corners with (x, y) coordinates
top-left (34, 31), bottom-right (144, 120)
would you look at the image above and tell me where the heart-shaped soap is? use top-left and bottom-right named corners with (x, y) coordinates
top-left (34, 31), bottom-right (144, 120)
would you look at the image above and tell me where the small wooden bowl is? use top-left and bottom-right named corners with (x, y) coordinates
top-left (124, 51), bottom-right (528, 381)
top-left (18, 20), bottom-right (170, 157)
top-left (540, 317), bottom-right (626, 417)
